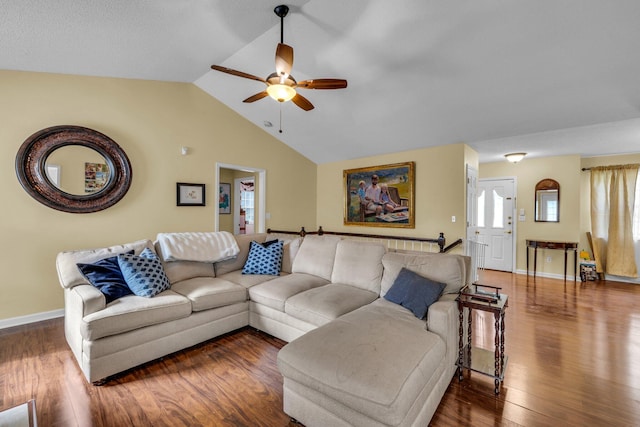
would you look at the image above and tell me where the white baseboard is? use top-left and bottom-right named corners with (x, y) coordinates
top-left (513, 269), bottom-right (577, 281)
top-left (0, 309), bottom-right (64, 330)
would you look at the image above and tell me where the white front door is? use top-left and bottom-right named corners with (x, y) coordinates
top-left (477, 178), bottom-right (515, 272)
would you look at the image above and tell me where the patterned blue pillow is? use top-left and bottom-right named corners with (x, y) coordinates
top-left (77, 251), bottom-right (134, 303)
top-left (242, 240), bottom-right (284, 275)
top-left (117, 248), bottom-right (170, 297)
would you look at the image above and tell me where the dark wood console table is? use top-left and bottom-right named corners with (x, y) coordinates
top-left (526, 240), bottom-right (578, 281)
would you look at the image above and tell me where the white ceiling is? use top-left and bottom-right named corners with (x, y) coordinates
top-left (3, 0), bottom-right (640, 164)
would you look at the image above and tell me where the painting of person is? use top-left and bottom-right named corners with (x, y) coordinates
top-left (379, 183), bottom-right (400, 213)
top-left (357, 180), bottom-right (366, 203)
top-left (364, 174), bottom-right (383, 217)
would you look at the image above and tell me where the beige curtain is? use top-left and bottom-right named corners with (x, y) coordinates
top-left (590, 164), bottom-right (639, 277)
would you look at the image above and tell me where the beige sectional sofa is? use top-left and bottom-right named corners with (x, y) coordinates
top-left (56, 231), bottom-right (469, 426)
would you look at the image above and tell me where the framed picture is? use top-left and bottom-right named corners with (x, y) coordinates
top-left (344, 161), bottom-right (415, 228)
top-left (177, 182), bottom-right (205, 206)
top-left (219, 183), bottom-right (231, 214)
top-left (85, 162), bottom-right (109, 193)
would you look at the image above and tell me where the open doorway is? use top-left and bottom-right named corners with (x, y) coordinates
top-left (234, 177), bottom-right (254, 234)
top-left (215, 163), bottom-right (266, 234)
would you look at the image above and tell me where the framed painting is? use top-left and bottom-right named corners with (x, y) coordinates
top-left (219, 183), bottom-right (231, 214)
top-left (177, 182), bottom-right (205, 206)
top-left (344, 161), bottom-right (415, 228)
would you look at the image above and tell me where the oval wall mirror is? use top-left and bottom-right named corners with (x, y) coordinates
top-left (535, 178), bottom-right (560, 222)
top-left (15, 125), bottom-right (132, 213)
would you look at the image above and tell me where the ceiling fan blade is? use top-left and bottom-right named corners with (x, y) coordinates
top-left (243, 91), bottom-right (269, 103)
top-left (210, 65), bottom-right (266, 83)
top-left (275, 43), bottom-right (294, 78)
top-left (296, 79), bottom-right (348, 90)
top-left (291, 93), bottom-right (314, 111)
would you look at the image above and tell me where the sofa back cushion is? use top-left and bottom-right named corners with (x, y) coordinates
top-left (214, 233), bottom-right (267, 276)
top-left (381, 252), bottom-right (470, 296)
top-left (56, 239), bottom-right (154, 289)
top-left (292, 235), bottom-right (341, 280)
top-left (153, 241), bottom-right (215, 284)
top-left (331, 240), bottom-right (386, 293)
top-left (266, 234), bottom-right (302, 274)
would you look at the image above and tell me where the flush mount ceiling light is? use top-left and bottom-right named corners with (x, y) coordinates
top-left (505, 152), bottom-right (527, 163)
top-left (209, 4), bottom-right (347, 111)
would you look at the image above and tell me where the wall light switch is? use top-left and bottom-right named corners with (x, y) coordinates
top-left (451, 216), bottom-right (456, 223)
top-left (519, 208), bottom-right (525, 215)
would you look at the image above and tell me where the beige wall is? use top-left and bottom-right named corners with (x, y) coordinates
top-left (480, 155), bottom-right (582, 276)
top-left (0, 70), bottom-right (317, 321)
top-left (317, 143), bottom-right (473, 249)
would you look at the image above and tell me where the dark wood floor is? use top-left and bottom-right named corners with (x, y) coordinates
top-left (1, 271), bottom-right (640, 426)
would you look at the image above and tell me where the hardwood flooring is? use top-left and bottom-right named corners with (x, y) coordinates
top-left (1, 271), bottom-right (640, 426)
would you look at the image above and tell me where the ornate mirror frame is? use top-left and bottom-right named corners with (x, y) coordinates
top-left (15, 125), bottom-right (132, 213)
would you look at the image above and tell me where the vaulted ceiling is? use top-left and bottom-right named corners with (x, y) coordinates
top-left (3, 0), bottom-right (640, 164)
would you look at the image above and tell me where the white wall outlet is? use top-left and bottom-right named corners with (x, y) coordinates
top-left (265, 212), bottom-right (271, 220)
top-left (451, 216), bottom-right (456, 223)
top-left (546, 256), bottom-right (552, 263)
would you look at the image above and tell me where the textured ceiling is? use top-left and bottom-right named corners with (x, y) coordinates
top-left (2, 0), bottom-right (640, 164)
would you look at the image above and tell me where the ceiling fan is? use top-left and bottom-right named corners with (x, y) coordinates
top-left (210, 4), bottom-right (347, 111)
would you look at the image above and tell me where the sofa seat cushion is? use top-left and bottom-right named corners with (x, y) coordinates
top-left (217, 270), bottom-right (286, 289)
top-left (171, 277), bottom-right (247, 311)
top-left (277, 301), bottom-right (446, 426)
top-left (249, 273), bottom-right (330, 312)
top-left (81, 290), bottom-right (192, 340)
top-left (285, 284), bottom-right (378, 327)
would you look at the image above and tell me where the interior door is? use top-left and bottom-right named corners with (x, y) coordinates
top-left (466, 165), bottom-right (478, 242)
top-left (477, 178), bottom-right (515, 272)
top-left (234, 177), bottom-right (254, 235)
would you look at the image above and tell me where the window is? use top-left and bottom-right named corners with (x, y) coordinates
top-left (478, 189), bottom-right (485, 228)
top-left (492, 189), bottom-right (503, 228)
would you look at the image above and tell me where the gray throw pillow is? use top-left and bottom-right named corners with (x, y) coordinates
top-left (384, 267), bottom-right (446, 319)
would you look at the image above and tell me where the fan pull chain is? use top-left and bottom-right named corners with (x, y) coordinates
top-left (279, 105), bottom-right (283, 133)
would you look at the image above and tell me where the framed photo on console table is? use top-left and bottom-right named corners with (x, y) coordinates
top-left (344, 161), bottom-right (415, 228)
top-left (177, 182), bottom-right (205, 206)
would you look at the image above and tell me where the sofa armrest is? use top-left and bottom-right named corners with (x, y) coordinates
top-left (426, 299), bottom-right (458, 364)
top-left (68, 284), bottom-right (106, 317)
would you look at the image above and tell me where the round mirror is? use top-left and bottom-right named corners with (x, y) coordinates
top-left (15, 125), bottom-right (132, 213)
top-left (45, 145), bottom-right (112, 195)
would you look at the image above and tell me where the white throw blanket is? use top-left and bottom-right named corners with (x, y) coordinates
top-left (157, 231), bottom-right (240, 263)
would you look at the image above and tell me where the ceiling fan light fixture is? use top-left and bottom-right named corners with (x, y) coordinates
top-left (505, 152), bottom-right (527, 163)
top-left (267, 84), bottom-right (296, 102)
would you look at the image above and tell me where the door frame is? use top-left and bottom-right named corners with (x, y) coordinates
top-left (215, 162), bottom-right (266, 233)
top-left (478, 176), bottom-right (518, 273)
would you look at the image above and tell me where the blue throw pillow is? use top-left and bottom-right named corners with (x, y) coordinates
top-left (77, 251), bottom-right (134, 303)
top-left (242, 240), bottom-right (284, 275)
top-left (117, 248), bottom-right (171, 297)
top-left (384, 268), bottom-right (446, 319)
